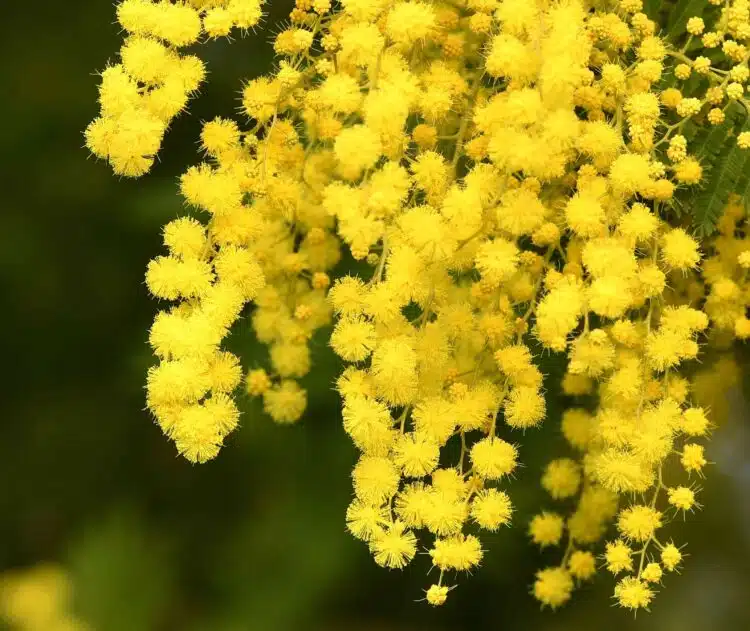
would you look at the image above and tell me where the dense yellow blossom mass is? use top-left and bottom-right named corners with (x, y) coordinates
top-left (87, 0), bottom-right (750, 614)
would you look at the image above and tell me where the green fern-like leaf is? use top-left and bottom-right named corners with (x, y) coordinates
top-left (644, 0), bottom-right (676, 25)
top-left (690, 113), bottom-right (750, 235)
top-left (734, 146), bottom-right (750, 201)
top-left (690, 102), bottom-right (745, 157)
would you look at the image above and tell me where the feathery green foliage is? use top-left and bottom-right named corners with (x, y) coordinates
top-left (691, 107), bottom-right (750, 235)
top-left (666, 0), bottom-right (712, 41)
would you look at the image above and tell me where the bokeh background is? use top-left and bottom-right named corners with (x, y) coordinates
top-left (2, 1), bottom-right (750, 630)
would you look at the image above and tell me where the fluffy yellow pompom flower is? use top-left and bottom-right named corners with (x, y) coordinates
top-left (392, 433), bottom-right (440, 477)
top-left (411, 151), bottom-right (449, 200)
top-left (328, 276), bottom-right (367, 315)
top-left (245, 368), bottom-right (271, 395)
top-left (385, 2), bottom-right (437, 49)
top-left (334, 124), bottom-right (382, 180)
top-left (497, 187), bottom-right (546, 237)
top-left (330, 317), bottom-right (377, 362)
top-left (533, 567), bottom-right (574, 609)
top-left (425, 584), bottom-right (449, 606)
top-left (674, 157), bottom-right (703, 184)
top-left (429, 534), bottom-right (483, 571)
top-left (495, 344), bottom-right (533, 380)
top-left (682, 407), bottom-right (710, 436)
top-left (214, 245), bottom-right (265, 300)
top-left (146, 256), bottom-right (214, 300)
top-left (617, 505), bottom-right (662, 542)
top-left (370, 521), bottom-right (418, 569)
top-left (660, 543), bottom-right (683, 571)
top-left (203, 7), bottom-right (234, 38)
top-left (529, 512), bottom-right (564, 547)
top-left (577, 121), bottom-right (622, 168)
top-left (470, 438), bottom-right (518, 479)
top-left (604, 540), bottom-right (633, 574)
top-left (352, 455), bottom-right (400, 504)
top-left (163, 217), bottom-right (206, 259)
top-left (594, 449), bottom-right (653, 493)
top-left (342, 395), bottom-right (395, 455)
top-left (641, 562), bottom-right (663, 583)
top-left (485, 34), bottom-right (538, 84)
top-left (614, 577), bottom-right (653, 610)
top-left (421, 491), bottom-right (466, 537)
top-left (207, 351), bottom-right (242, 392)
top-left (120, 36), bottom-right (176, 84)
top-left (471, 489), bottom-right (513, 531)
top-left (317, 74), bottom-right (363, 115)
top-left (370, 338), bottom-right (418, 406)
top-left (562, 408), bottom-right (593, 450)
top-left (180, 164), bottom-right (243, 214)
top-left (668, 486), bottom-right (697, 511)
top-left (226, 0), bottom-right (264, 29)
top-left (609, 153), bottom-right (653, 196)
top-left (568, 550), bottom-right (597, 580)
top-left (534, 277), bottom-right (584, 351)
top-left (475, 239), bottom-right (520, 286)
top-left (241, 77), bottom-right (278, 123)
top-left (565, 191), bottom-right (606, 238)
top-left (568, 330), bottom-right (615, 378)
top-left (411, 396), bottom-right (456, 445)
top-left (346, 499), bottom-right (389, 542)
top-left (200, 117), bottom-right (241, 155)
top-left (541, 458), bottom-right (581, 499)
top-left (505, 386), bottom-right (546, 428)
top-left (662, 228), bottom-right (701, 270)
top-left (681, 443), bottom-right (707, 474)
top-left (263, 381), bottom-right (307, 424)
top-left (269, 343), bottom-right (310, 378)
top-left (618, 202), bottom-right (658, 242)
top-left (171, 394), bottom-right (239, 463)
top-left (339, 23), bottom-right (385, 66)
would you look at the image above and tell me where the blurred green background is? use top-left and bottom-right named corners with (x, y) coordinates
top-left (2, 1), bottom-right (749, 630)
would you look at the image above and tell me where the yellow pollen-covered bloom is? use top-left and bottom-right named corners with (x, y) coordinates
top-left (617, 505), bottom-right (662, 542)
top-left (662, 228), bottom-right (701, 270)
top-left (370, 521), bottom-right (418, 569)
top-left (533, 567), bottom-right (574, 609)
top-left (541, 458), bottom-right (581, 499)
top-left (430, 534), bottom-right (483, 571)
top-left (660, 543), bottom-right (683, 571)
top-left (529, 512), bottom-right (564, 547)
top-left (568, 550), bottom-right (597, 580)
top-left (668, 486), bottom-right (698, 511)
top-left (470, 438), bottom-right (518, 480)
top-left (604, 539), bottom-right (633, 574)
top-left (425, 583), bottom-right (449, 606)
top-left (614, 576), bottom-right (653, 610)
top-left (471, 489), bottom-right (513, 531)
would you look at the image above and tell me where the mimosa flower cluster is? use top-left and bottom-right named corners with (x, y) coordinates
top-left (87, 0), bottom-right (750, 612)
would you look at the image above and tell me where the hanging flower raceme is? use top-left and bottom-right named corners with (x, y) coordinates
top-left (87, 0), bottom-right (750, 613)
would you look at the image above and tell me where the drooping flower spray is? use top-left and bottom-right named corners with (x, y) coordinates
top-left (87, 0), bottom-right (750, 611)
